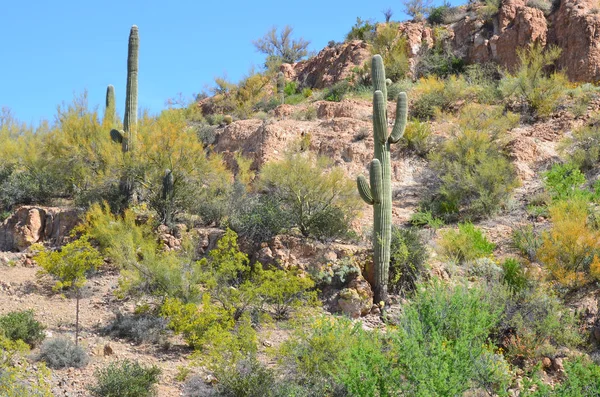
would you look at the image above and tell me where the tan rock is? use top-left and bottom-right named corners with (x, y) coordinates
top-left (338, 276), bottom-right (374, 318)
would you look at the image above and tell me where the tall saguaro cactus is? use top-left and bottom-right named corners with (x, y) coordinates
top-left (356, 54), bottom-right (408, 304)
top-left (123, 25), bottom-right (139, 153)
top-left (108, 25), bottom-right (140, 207)
top-left (277, 71), bottom-right (285, 105)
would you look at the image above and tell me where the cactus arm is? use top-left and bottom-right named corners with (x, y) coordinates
top-left (370, 159), bottom-right (383, 204)
top-left (110, 129), bottom-right (124, 144)
top-left (389, 92), bottom-right (408, 144)
top-left (373, 91), bottom-right (388, 144)
top-left (357, 175), bottom-right (374, 205)
top-left (105, 85), bottom-right (116, 127)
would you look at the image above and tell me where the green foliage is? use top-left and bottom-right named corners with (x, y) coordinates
top-left (260, 152), bottom-right (360, 240)
top-left (371, 23), bottom-right (410, 81)
top-left (402, 0), bottom-right (433, 20)
top-left (478, 0), bottom-right (502, 20)
top-left (34, 235), bottom-right (103, 291)
top-left (230, 194), bottom-right (290, 244)
top-left (256, 267), bottom-right (317, 320)
top-left (284, 81), bottom-right (298, 96)
top-left (392, 283), bottom-right (509, 396)
top-left (36, 337), bottom-right (89, 369)
top-left (526, 0), bottom-right (552, 15)
top-left (512, 224), bottom-right (542, 262)
top-left (500, 44), bottom-right (567, 119)
top-left (523, 357), bottom-right (600, 396)
top-left (323, 80), bottom-right (351, 102)
top-left (0, 333), bottom-right (52, 397)
top-left (501, 258), bottom-right (529, 294)
top-left (345, 17), bottom-right (376, 42)
top-left (88, 359), bottom-right (161, 397)
top-left (212, 357), bottom-right (279, 397)
top-left (400, 119), bottom-right (433, 156)
top-left (428, 5), bottom-right (450, 24)
top-left (410, 209), bottom-right (445, 230)
top-left (0, 310), bottom-right (45, 347)
top-left (543, 162), bottom-right (588, 201)
top-left (438, 222), bottom-right (495, 263)
top-left (416, 28), bottom-right (464, 78)
top-left (561, 124), bottom-right (600, 171)
top-left (389, 227), bottom-right (428, 294)
top-left (253, 26), bottom-right (310, 64)
top-left (428, 128), bottom-right (518, 220)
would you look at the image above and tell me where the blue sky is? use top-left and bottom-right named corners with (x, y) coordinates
top-left (1, 0), bottom-right (456, 125)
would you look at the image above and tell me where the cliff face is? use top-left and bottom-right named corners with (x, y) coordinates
top-left (283, 0), bottom-right (600, 86)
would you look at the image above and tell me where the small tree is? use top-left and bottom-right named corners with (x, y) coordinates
top-left (253, 26), bottom-right (310, 65)
top-left (259, 152), bottom-right (361, 240)
top-left (34, 236), bottom-right (104, 345)
top-left (402, 0), bottom-right (433, 20)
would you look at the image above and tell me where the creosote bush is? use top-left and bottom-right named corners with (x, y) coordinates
top-left (0, 310), bottom-right (45, 347)
top-left (88, 359), bottom-right (161, 397)
top-left (37, 338), bottom-right (89, 369)
top-left (438, 222), bottom-right (495, 263)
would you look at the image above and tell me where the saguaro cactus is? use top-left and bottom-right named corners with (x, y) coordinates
top-left (104, 84), bottom-right (116, 128)
top-left (277, 71), bottom-right (285, 105)
top-left (110, 25), bottom-right (139, 154)
top-left (162, 169), bottom-right (175, 224)
top-left (108, 25), bottom-right (139, 207)
top-left (356, 54), bottom-right (408, 304)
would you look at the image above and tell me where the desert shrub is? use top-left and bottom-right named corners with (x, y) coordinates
top-left (526, 0), bottom-right (552, 15)
top-left (501, 258), bottom-right (529, 294)
top-left (183, 375), bottom-right (216, 397)
top-left (410, 76), bottom-right (447, 119)
top-left (197, 124), bottom-right (217, 147)
top-left (410, 209), bottom-right (445, 230)
top-left (400, 119), bottom-right (433, 156)
top-left (389, 227), bottom-right (428, 294)
top-left (392, 282), bottom-right (510, 396)
top-left (302, 88), bottom-right (313, 98)
top-left (103, 313), bottom-right (168, 345)
top-left (455, 103), bottom-right (520, 138)
top-left (0, 333), bottom-right (52, 397)
top-left (257, 267), bottom-right (317, 320)
top-left (259, 152), bottom-right (361, 240)
top-left (500, 44), bottom-right (568, 119)
top-left (478, 0), bottom-right (502, 19)
top-left (253, 26), bottom-right (309, 64)
top-left (467, 257), bottom-right (503, 283)
top-left (543, 162), bottom-right (588, 201)
top-left (438, 222), bottom-right (495, 263)
top-left (523, 357), bottom-right (600, 396)
top-left (387, 80), bottom-right (412, 101)
top-left (566, 83), bottom-right (599, 118)
top-left (428, 129), bottom-right (518, 220)
top-left (427, 5), bottom-right (450, 24)
top-left (561, 124), bottom-right (600, 171)
top-left (537, 197), bottom-right (600, 288)
top-left (371, 22), bottom-right (410, 81)
top-left (496, 285), bottom-right (582, 362)
top-left (285, 94), bottom-right (305, 105)
top-left (323, 80), bottom-right (351, 102)
top-left (230, 194), bottom-right (290, 245)
top-left (512, 224), bottom-right (542, 262)
top-left (402, 0), bottom-right (433, 20)
top-left (211, 357), bottom-right (278, 397)
top-left (416, 28), bottom-right (464, 78)
top-left (88, 359), bottom-right (161, 397)
top-left (0, 310), bottom-right (45, 347)
top-left (37, 338), bottom-right (88, 369)
top-left (284, 81), bottom-right (298, 97)
top-left (310, 256), bottom-right (361, 289)
top-left (345, 17), bottom-right (376, 42)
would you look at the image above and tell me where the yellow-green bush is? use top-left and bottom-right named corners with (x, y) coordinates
top-left (371, 22), bottom-right (410, 81)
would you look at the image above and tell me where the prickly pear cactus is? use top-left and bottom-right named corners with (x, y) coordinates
top-left (356, 54), bottom-right (408, 304)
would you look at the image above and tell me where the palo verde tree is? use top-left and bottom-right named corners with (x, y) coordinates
top-left (253, 25), bottom-right (310, 65)
top-left (356, 54), bottom-right (408, 304)
top-left (33, 236), bottom-right (104, 346)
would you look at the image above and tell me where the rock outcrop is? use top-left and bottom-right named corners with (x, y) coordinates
top-left (0, 206), bottom-right (80, 252)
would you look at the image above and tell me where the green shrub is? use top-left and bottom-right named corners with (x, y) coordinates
top-left (0, 310), bottom-right (45, 347)
top-left (561, 124), bottom-right (600, 171)
top-left (512, 224), bottom-right (542, 262)
top-left (410, 209), bottom-right (445, 230)
top-left (523, 357), bottom-right (600, 396)
top-left (501, 258), bottom-right (529, 294)
top-left (416, 29), bottom-right (464, 78)
top-left (37, 338), bottom-right (89, 369)
top-left (285, 93), bottom-right (305, 105)
top-left (438, 222), bottom-right (495, 263)
top-left (392, 282), bottom-right (510, 396)
top-left (500, 44), bottom-right (567, 119)
top-left (400, 119), bottom-right (433, 156)
top-left (213, 357), bottom-right (278, 397)
top-left (324, 80), bottom-right (351, 102)
top-left (428, 129), bottom-right (518, 220)
top-left (88, 359), bottom-right (161, 397)
top-left (543, 162), bottom-right (588, 201)
top-left (196, 124), bottom-right (217, 147)
top-left (427, 5), bottom-right (450, 24)
top-left (230, 194), bottom-right (290, 245)
top-left (102, 313), bottom-right (168, 345)
top-left (372, 22), bottom-right (410, 81)
top-left (259, 152), bottom-right (361, 240)
top-left (389, 227), bottom-right (428, 294)
top-left (284, 81), bottom-right (298, 97)
top-left (526, 0), bottom-right (552, 15)
top-left (345, 17), bottom-right (376, 42)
